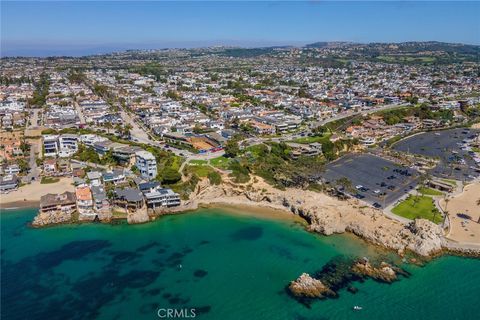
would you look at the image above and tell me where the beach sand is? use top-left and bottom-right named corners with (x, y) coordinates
top-left (201, 202), bottom-right (307, 224)
top-left (0, 177), bottom-right (75, 210)
top-left (440, 182), bottom-right (480, 245)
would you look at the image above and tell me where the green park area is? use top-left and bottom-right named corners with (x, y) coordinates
top-left (417, 187), bottom-right (443, 196)
top-left (392, 195), bottom-right (443, 223)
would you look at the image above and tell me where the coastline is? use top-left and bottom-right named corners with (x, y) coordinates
top-left (0, 177), bottom-right (74, 211)
top-left (0, 200), bottom-right (40, 210)
top-left (3, 175), bottom-right (480, 259)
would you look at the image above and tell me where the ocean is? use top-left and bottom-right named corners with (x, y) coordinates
top-left (1, 207), bottom-right (479, 320)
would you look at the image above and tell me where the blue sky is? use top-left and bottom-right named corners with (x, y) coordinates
top-left (1, 1), bottom-right (479, 56)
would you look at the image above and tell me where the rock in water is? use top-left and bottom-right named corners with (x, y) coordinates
top-left (288, 273), bottom-right (335, 298)
top-left (351, 258), bottom-right (398, 283)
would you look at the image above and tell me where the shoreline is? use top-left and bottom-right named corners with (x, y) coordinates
top-left (0, 200), bottom-right (40, 210)
top-left (2, 197), bottom-right (480, 259)
top-left (3, 176), bottom-right (480, 259)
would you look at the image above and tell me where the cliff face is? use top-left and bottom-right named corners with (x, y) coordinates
top-left (127, 207), bottom-right (149, 224)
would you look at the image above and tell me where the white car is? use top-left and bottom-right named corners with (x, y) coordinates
top-left (355, 185), bottom-right (363, 190)
top-left (374, 189), bottom-right (380, 194)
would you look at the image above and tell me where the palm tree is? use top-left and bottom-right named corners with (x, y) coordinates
top-left (444, 196), bottom-right (450, 212)
top-left (104, 122), bottom-right (113, 134)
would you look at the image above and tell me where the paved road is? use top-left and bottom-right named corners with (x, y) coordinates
top-left (29, 109), bottom-right (40, 128)
top-left (74, 101), bottom-right (86, 124)
top-left (313, 103), bottom-right (406, 127)
top-left (119, 109), bottom-right (225, 160)
top-left (23, 143), bottom-right (40, 183)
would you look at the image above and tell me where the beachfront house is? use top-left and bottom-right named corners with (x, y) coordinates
top-left (138, 182), bottom-right (181, 208)
top-left (114, 188), bottom-right (144, 211)
top-left (0, 174), bottom-right (18, 192)
top-left (75, 185), bottom-right (94, 216)
top-left (91, 185), bottom-right (110, 213)
top-left (39, 191), bottom-right (77, 214)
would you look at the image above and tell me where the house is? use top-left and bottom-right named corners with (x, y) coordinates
top-left (135, 150), bottom-right (157, 180)
top-left (58, 134), bottom-right (79, 157)
top-left (86, 171), bottom-right (102, 186)
top-left (0, 174), bottom-right (18, 192)
top-left (139, 181), bottom-right (181, 208)
top-left (103, 169), bottom-right (126, 185)
top-left (43, 158), bottom-right (57, 175)
top-left (39, 191), bottom-right (76, 213)
top-left (4, 164), bottom-right (20, 175)
top-left (43, 135), bottom-right (59, 157)
top-left (91, 185), bottom-right (110, 212)
top-left (57, 159), bottom-right (71, 173)
top-left (112, 145), bottom-right (143, 165)
top-left (114, 188), bottom-right (144, 210)
top-left (75, 185), bottom-right (94, 215)
top-left (286, 142), bottom-right (323, 159)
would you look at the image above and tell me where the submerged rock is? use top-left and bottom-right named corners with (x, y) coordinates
top-left (288, 273), bottom-right (335, 299)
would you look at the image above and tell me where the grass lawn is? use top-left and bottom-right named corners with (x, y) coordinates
top-left (440, 178), bottom-right (457, 187)
top-left (185, 164), bottom-right (214, 177)
top-left (210, 156), bottom-right (230, 169)
top-left (189, 159), bottom-right (208, 165)
top-left (291, 133), bottom-right (331, 144)
top-left (40, 176), bottom-right (60, 184)
top-left (392, 195), bottom-right (443, 223)
top-left (417, 187), bottom-right (443, 196)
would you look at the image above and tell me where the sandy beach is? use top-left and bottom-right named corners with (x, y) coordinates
top-left (440, 182), bottom-right (480, 245)
top-left (0, 177), bottom-right (75, 210)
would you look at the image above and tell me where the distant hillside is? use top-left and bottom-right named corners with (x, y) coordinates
top-left (304, 41), bottom-right (479, 64)
top-left (306, 41), bottom-right (480, 54)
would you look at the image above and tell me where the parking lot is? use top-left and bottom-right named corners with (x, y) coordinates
top-left (393, 128), bottom-right (480, 181)
top-left (322, 153), bottom-right (419, 208)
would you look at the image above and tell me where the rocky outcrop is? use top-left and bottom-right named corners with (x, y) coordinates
top-left (127, 207), bottom-right (149, 224)
top-left (288, 256), bottom-right (409, 304)
top-left (288, 273), bottom-right (335, 299)
top-left (351, 258), bottom-right (397, 283)
top-left (404, 219), bottom-right (444, 256)
top-left (32, 210), bottom-right (72, 227)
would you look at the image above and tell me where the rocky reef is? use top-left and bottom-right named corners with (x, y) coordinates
top-left (287, 256), bottom-right (410, 305)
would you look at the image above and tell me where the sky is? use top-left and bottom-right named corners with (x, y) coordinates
top-left (1, 1), bottom-right (479, 57)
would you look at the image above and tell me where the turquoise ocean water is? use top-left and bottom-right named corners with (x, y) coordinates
top-left (1, 208), bottom-right (479, 320)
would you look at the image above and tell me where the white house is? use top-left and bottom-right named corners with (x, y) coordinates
top-left (135, 150), bottom-right (157, 181)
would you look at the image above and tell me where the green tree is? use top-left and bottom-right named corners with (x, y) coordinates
top-left (160, 167), bottom-right (182, 184)
top-left (224, 139), bottom-right (240, 158)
